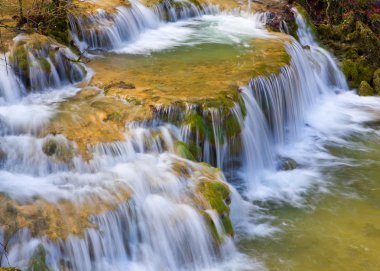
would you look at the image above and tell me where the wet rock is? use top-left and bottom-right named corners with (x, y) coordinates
top-left (0, 147), bottom-right (7, 167)
top-left (277, 157), bottom-right (298, 171)
top-left (105, 81), bottom-right (136, 92)
top-left (197, 179), bottom-right (233, 239)
top-left (265, 3), bottom-right (299, 38)
top-left (358, 81), bottom-right (374, 96)
top-left (8, 34), bottom-right (86, 92)
top-left (42, 138), bottom-right (73, 163)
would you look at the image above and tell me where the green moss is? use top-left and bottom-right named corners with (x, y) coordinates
top-left (370, 13), bottom-right (380, 35)
top-left (206, 123), bottom-right (225, 146)
top-left (10, 46), bottom-right (29, 73)
top-left (38, 58), bottom-right (51, 73)
top-left (317, 24), bottom-right (342, 41)
top-left (225, 114), bottom-right (241, 138)
top-left (184, 112), bottom-right (206, 141)
top-left (358, 81), bottom-right (374, 96)
top-left (341, 59), bottom-right (373, 88)
top-left (187, 141), bottom-right (202, 160)
top-left (105, 112), bottom-right (123, 123)
top-left (237, 95), bottom-right (247, 117)
top-left (347, 21), bottom-right (380, 63)
top-left (373, 69), bottom-right (380, 94)
top-left (197, 180), bottom-right (233, 237)
top-left (27, 245), bottom-right (50, 271)
top-left (174, 141), bottom-right (196, 161)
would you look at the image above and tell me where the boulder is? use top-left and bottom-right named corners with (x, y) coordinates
top-left (358, 81), bottom-right (374, 96)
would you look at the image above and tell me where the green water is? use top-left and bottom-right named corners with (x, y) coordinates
top-left (89, 38), bottom-right (289, 106)
top-left (240, 128), bottom-right (380, 271)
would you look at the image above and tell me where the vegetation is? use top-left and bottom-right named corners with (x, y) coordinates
top-left (197, 180), bottom-right (234, 239)
top-left (27, 245), bottom-right (49, 271)
top-left (294, 0), bottom-right (380, 92)
top-left (0, 0), bottom-right (72, 45)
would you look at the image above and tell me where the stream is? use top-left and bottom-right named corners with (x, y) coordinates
top-left (0, 2), bottom-right (380, 271)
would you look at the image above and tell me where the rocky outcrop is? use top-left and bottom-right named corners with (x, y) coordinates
top-left (294, 0), bottom-right (380, 92)
top-left (8, 34), bottom-right (86, 92)
top-left (359, 80), bottom-right (374, 96)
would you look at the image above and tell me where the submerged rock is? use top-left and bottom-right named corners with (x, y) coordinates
top-left (42, 138), bottom-right (74, 163)
top-left (45, 88), bottom-right (152, 160)
top-left (85, 37), bottom-right (291, 163)
top-left (277, 157), bottom-right (298, 171)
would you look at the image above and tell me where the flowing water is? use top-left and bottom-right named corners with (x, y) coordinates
top-left (1, 2), bottom-right (380, 270)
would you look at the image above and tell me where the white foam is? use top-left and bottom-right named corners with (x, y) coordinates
top-left (114, 12), bottom-right (272, 54)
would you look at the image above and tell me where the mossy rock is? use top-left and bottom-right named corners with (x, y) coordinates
top-left (225, 114), bottom-right (241, 138)
top-left (38, 58), bottom-right (52, 73)
top-left (184, 112), bottom-right (206, 141)
top-left (277, 157), bottom-right (298, 171)
top-left (370, 13), bottom-right (380, 35)
top-left (174, 141), bottom-right (196, 161)
top-left (42, 139), bottom-right (73, 163)
top-left (8, 33), bottom-right (86, 90)
top-left (347, 21), bottom-right (380, 64)
top-left (0, 268), bottom-right (21, 271)
top-left (197, 180), bottom-right (233, 238)
top-left (341, 58), bottom-right (373, 88)
top-left (358, 81), bottom-right (374, 96)
top-left (373, 68), bottom-right (380, 94)
top-left (105, 112), bottom-right (124, 124)
top-left (27, 245), bottom-right (50, 271)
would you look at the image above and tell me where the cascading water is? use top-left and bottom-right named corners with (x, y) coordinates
top-left (0, 56), bottom-right (24, 102)
top-left (9, 35), bottom-right (86, 93)
top-left (0, 13), bottom-right (253, 270)
top-left (235, 8), bottom-right (351, 199)
top-left (1, 2), bottom-right (377, 270)
top-left (69, 0), bottom-right (218, 51)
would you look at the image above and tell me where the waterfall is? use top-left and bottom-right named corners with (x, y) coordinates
top-left (0, 4), bottom-right (362, 270)
top-left (238, 9), bottom-right (349, 197)
top-left (69, 0), bottom-right (219, 51)
top-left (8, 35), bottom-right (87, 93)
top-left (0, 56), bottom-right (24, 103)
top-left (0, 130), bottom-right (247, 270)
